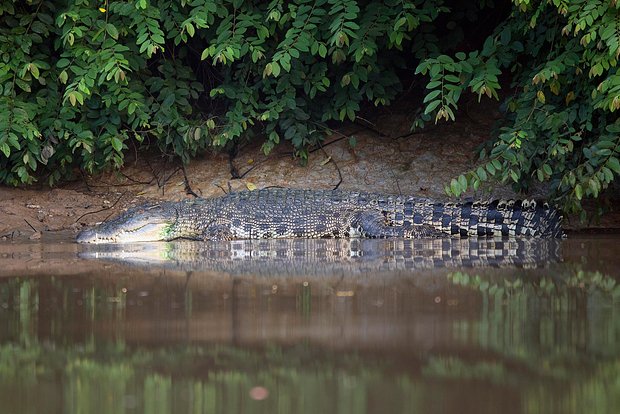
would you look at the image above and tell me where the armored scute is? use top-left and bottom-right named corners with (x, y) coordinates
top-left (76, 188), bottom-right (563, 243)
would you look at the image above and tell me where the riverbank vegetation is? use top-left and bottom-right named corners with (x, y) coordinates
top-left (1, 1), bottom-right (619, 214)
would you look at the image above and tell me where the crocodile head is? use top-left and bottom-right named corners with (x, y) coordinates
top-left (76, 202), bottom-right (179, 244)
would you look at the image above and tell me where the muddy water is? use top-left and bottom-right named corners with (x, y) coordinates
top-left (0, 236), bottom-right (619, 414)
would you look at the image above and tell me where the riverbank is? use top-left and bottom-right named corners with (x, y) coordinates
top-left (1, 100), bottom-right (618, 241)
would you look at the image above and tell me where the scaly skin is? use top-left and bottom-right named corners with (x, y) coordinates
top-left (76, 188), bottom-right (564, 243)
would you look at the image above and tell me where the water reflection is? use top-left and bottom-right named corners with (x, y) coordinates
top-left (79, 238), bottom-right (563, 276)
top-left (0, 237), bottom-right (618, 413)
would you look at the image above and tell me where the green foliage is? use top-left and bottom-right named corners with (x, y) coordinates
top-left (0, 0), bottom-right (449, 185)
top-left (5, 0), bottom-right (620, 213)
top-left (417, 0), bottom-right (620, 214)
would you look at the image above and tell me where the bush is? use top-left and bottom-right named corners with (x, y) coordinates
top-left (0, 0), bottom-right (451, 186)
top-left (417, 0), bottom-right (620, 216)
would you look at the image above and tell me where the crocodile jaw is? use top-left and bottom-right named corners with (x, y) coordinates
top-left (76, 222), bottom-right (173, 243)
top-left (76, 203), bottom-right (178, 244)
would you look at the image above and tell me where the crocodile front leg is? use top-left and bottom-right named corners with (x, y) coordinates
top-left (200, 223), bottom-right (235, 241)
top-left (353, 211), bottom-right (443, 238)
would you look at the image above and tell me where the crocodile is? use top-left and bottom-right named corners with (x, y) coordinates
top-left (76, 188), bottom-right (563, 244)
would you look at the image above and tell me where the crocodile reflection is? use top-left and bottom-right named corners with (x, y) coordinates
top-left (79, 238), bottom-right (562, 276)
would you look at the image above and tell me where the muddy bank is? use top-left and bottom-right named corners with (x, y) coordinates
top-left (0, 101), bottom-right (618, 241)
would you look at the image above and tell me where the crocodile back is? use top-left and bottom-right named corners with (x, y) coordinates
top-left (182, 189), bottom-right (563, 239)
top-left (187, 189), bottom-right (367, 238)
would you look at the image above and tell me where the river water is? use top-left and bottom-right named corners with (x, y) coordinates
top-left (0, 236), bottom-right (618, 414)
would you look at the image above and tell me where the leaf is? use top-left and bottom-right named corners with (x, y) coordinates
top-left (29, 64), bottom-right (39, 79)
top-left (162, 94), bottom-right (175, 107)
top-left (186, 23), bottom-right (195, 37)
top-left (450, 178), bottom-right (461, 196)
top-left (510, 169), bottom-right (519, 182)
top-left (15, 78), bottom-right (31, 92)
top-left (607, 157), bottom-right (620, 174)
top-left (31, 21), bottom-right (46, 34)
top-left (602, 166), bottom-right (614, 182)
top-left (424, 100), bottom-right (441, 115)
top-left (394, 17), bottom-right (407, 31)
top-left (17, 166), bottom-right (29, 182)
top-left (111, 137), bottom-right (123, 152)
top-left (7, 134), bottom-right (20, 150)
top-left (423, 89), bottom-right (441, 103)
top-left (245, 182), bottom-right (257, 191)
top-left (486, 162), bottom-right (496, 176)
top-left (575, 183), bottom-right (583, 200)
top-left (57, 58), bottom-right (71, 68)
top-left (106, 24), bottom-right (119, 40)
top-left (0, 143), bottom-right (10, 157)
top-left (280, 56), bottom-right (291, 72)
top-left (263, 63), bottom-right (272, 77)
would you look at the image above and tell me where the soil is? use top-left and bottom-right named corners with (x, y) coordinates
top-left (1, 99), bottom-right (618, 242)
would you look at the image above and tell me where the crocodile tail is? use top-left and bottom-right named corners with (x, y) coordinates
top-left (529, 201), bottom-right (564, 238)
top-left (436, 199), bottom-right (564, 238)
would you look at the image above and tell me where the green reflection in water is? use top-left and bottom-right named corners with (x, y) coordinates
top-left (447, 268), bottom-right (620, 358)
top-left (440, 267), bottom-right (620, 413)
top-left (0, 340), bottom-right (618, 414)
top-left (0, 343), bottom-right (429, 414)
top-left (0, 266), bottom-right (618, 414)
